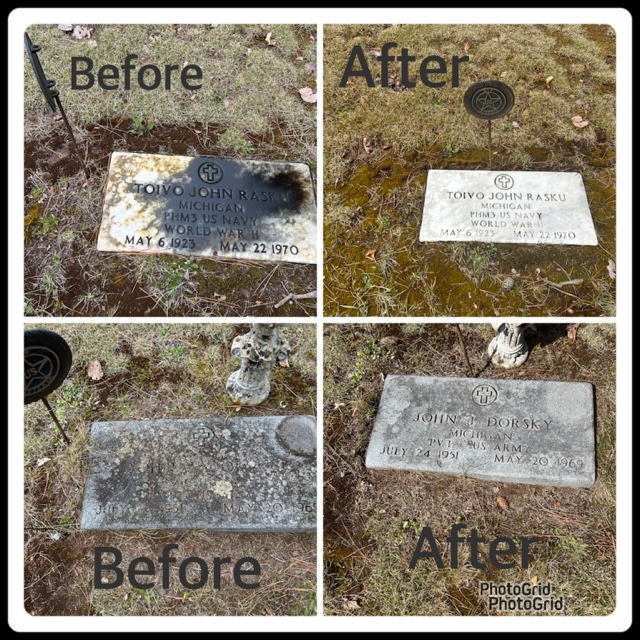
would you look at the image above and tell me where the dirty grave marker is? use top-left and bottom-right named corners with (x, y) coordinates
top-left (366, 375), bottom-right (595, 488)
top-left (97, 152), bottom-right (317, 263)
top-left (80, 417), bottom-right (317, 531)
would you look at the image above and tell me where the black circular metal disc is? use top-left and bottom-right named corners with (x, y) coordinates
top-left (24, 32), bottom-right (57, 112)
top-left (464, 80), bottom-right (514, 121)
top-left (24, 330), bottom-right (73, 404)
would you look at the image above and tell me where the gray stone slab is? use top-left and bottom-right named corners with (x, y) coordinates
top-left (419, 170), bottom-right (598, 245)
top-left (97, 152), bottom-right (317, 263)
top-left (80, 417), bottom-right (317, 531)
top-left (366, 376), bottom-right (595, 488)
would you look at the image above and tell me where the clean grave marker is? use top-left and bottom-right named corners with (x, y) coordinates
top-left (420, 170), bottom-right (598, 246)
top-left (366, 375), bottom-right (595, 488)
top-left (97, 152), bottom-right (317, 263)
top-left (80, 417), bottom-right (317, 531)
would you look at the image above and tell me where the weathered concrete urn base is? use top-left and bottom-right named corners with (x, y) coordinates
top-left (226, 324), bottom-right (290, 406)
top-left (489, 322), bottom-right (530, 369)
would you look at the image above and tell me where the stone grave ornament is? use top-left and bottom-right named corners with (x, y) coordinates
top-left (226, 323), bottom-right (291, 406)
top-left (488, 322), bottom-right (530, 369)
top-left (366, 375), bottom-right (596, 488)
top-left (24, 32), bottom-right (89, 178)
top-left (24, 329), bottom-right (73, 444)
top-left (419, 79), bottom-right (598, 247)
top-left (97, 152), bottom-right (317, 263)
top-left (80, 416), bottom-right (317, 531)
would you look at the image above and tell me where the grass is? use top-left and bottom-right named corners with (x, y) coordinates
top-left (323, 323), bottom-right (615, 616)
top-left (24, 24), bottom-right (317, 317)
top-left (323, 24), bottom-right (616, 317)
top-left (24, 323), bottom-right (317, 616)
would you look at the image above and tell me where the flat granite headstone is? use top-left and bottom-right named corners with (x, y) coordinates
top-left (366, 376), bottom-right (595, 488)
top-left (97, 152), bottom-right (317, 263)
top-left (80, 417), bottom-right (317, 531)
top-left (420, 170), bottom-right (598, 246)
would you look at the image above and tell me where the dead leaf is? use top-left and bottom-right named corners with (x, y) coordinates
top-left (298, 87), bottom-right (317, 103)
top-left (381, 336), bottom-right (398, 346)
top-left (279, 359), bottom-right (290, 368)
top-left (512, 121), bottom-right (520, 129)
top-left (72, 25), bottom-right (92, 40)
top-left (531, 575), bottom-right (538, 585)
top-left (493, 309), bottom-right (501, 317)
top-left (57, 24), bottom-right (73, 32)
top-left (235, 406), bottom-right (242, 412)
top-left (545, 75), bottom-right (554, 86)
top-left (496, 496), bottom-right (509, 510)
top-left (304, 61), bottom-right (316, 75)
top-left (189, 93), bottom-right (196, 101)
top-left (259, 24), bottom-right (268, 30)
top-left (554, 501), bottom-right (561, 508)
top-left (255, 300), bottom-right (263, 305)
top-left (334, 402), bottom-right (345, 410)
top-left (363, 137), bottom-right (373, 154)
top-left (344, 598), bottom-right (361, 610)
top-left (218, 295), bottom-right (227, 302)
top-left (86, 360), bottom-right (103, 381)
top-left (464, 42), bottom-right (471, 53)
top-left (492, 486), bottom-right (499, 494)
top-left (365, 248), bottom-right (376, 261)
top-left (291, 550), bottom-right (300, 557)
top-left (265, 32), bottom-right (276, 46)
top-left (36, 457), bottom-right (51, 467)
top-left (369, 48), bottom-right (381, 58)
top-left (566, 307), bottom-right (574, 314)
top-left (382, 143), bottom-right (392, 150)
top-left (571, 115), bottom-right (589, 128)
top-left (567, 323), bottom-right (581, 341)
top-left (607, 259), bottom-right (616, 280)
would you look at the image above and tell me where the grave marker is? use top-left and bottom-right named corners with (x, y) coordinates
top-left (366, 375), bottom-right (595, 488)
top-left (97, 152), bottom-right (317, 263)
top-left (80, 416), bottom-right (317, 531)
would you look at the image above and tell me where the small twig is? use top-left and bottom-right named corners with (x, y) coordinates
top-left (273, 290), bottom-right (317, 309)
top-left (454, 324), bottom-right (473, 377)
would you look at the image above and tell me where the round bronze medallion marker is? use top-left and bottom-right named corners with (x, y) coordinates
top-left (464, 80), bottom-right (515, 120)
top-left (24, 330), bottom-right (73, 404)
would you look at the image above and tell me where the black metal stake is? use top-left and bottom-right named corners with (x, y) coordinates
top-left (41, 397), bottom-right (71, 445)
top-left (53, 93), bottom-right (89, 179)
top-left (487, 119), bottom-right (493, 170)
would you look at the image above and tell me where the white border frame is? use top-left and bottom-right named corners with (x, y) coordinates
top-left (9, 8), bottom-right (631, 632)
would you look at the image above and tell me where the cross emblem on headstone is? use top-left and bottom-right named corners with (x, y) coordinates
top-left (192, 426), bottom-right (214, 448)
top-left (495, 174), bottom-right (514, 190)
top-left (198, 161), bottom-right (223, 184)
top-left (472, 384), bottom-right (498, 406)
